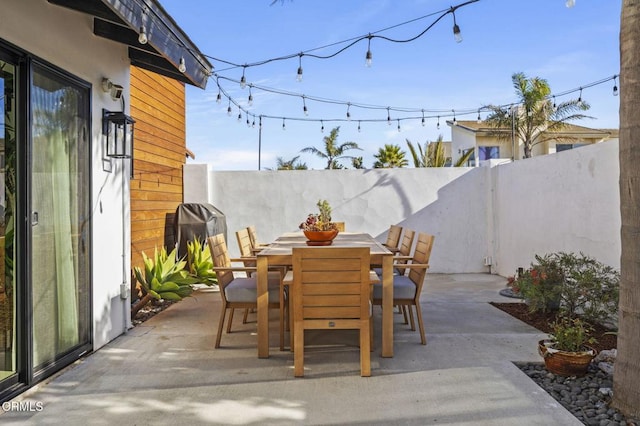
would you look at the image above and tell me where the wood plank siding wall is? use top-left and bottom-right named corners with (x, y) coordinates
top-left (130, 66), bottom-right (186, 271)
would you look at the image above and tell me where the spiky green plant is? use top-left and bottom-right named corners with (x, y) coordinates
top-left (187, 238), bottom-right (218, 286)
top-left (133, 247), bottom-right (198, 302)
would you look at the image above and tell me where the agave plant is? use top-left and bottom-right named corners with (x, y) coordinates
top-left (186, 238), bottom-right (218, 286)
top-left (133, 246), bottom-right (198, 302)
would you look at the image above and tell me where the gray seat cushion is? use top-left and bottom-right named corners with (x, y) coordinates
top-left (225, 276), bottom-right (281, 303)
top-left (372, 275), bottom-right (416, 300)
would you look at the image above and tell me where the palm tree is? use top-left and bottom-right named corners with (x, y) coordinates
top-left (373, 144), bottom-right (408, 168)
top-left (613, 1), bottom-right (640, 418)
top-left (483, 72), bottom-right (590, 159)
top-left (273, 155), bottom-right (307, 170)
top-left (406, 136), bottom-right (473, 167)
top-left (352, 156), bottom-right (364, 169)
top-left (300, 126), bottom-right (361, 169)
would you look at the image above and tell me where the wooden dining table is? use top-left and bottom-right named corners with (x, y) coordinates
top-left (256, 231), bottom-right (395, 358)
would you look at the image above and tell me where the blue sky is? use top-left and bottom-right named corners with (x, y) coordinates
top-left (160, 0), bottom-right (620, 170)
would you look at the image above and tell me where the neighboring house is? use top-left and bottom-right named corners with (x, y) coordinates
top-left (447, 120), bottom-right (618, 166)
top-left (0, 0), bottom-right (211, 403)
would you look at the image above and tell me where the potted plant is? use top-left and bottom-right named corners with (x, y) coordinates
top-left (538, 317), bottom-right (596, 377)
top-left (299, 199), bottom-right (339, 245)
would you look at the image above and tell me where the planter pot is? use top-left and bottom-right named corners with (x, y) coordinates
top-left (538, 339), bottom-right (596, 377)
top-left (303, 229), bottom-right (339, 246)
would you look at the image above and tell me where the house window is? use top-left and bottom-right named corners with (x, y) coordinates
top-left (556, 143), bottom-right (587, 152)
top-left (479, 146), bottom-right (500, 160)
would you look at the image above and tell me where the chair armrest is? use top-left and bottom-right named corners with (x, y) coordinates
top-left (231, 256), bottom-right (257, 262)
top-left (283, 270), bottom-right (294, 285)
top-left (393, 255), bottom-right (413, 261)
top-left (369, 271), bottom-right (380, 284)
top-left (392, 263), bottom-right (430, 269)
top-left (211, 266), bottom-right (256, 273)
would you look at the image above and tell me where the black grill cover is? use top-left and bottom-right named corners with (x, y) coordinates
top-left (174, 203), bottom-right (227, 257)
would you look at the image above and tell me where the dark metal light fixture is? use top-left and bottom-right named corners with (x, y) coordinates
top-left (102, 109), bottom-right (135, 158)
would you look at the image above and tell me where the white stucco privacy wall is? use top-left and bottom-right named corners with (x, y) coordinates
top-left (185, 140), bottom-right (620, 277)
top-left (492, 140), bottom-right (621, 277)
top-left (6, 0), bottom-right (133, 349)
top-left (185, 166), bottom-right (491, 273)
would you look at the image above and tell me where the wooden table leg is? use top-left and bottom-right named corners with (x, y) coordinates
top-left (257, 256), bottom-right (269, 358)
top-left (381, 254), bottom-right (394, 357)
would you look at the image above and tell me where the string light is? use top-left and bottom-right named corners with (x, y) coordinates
top-left (178, 56), bottom-right (186, 73)
top-left (227, 99), bottom-right (232, 116)
top-left (357, 120), bottom-right (361, 132)
top-left (437, 116), bottom-right (440, 129)
top-left (302, 96), bottom-right (308, 116)
top-left (248, 85), bottom-right (254, 106)
top-left (397, 119), bottom-right (401, 132)
top-left (477, 109), bottom-right (482, 123)
top-left (321, 120), bottom-right (324, 132)
top-left (577, 88), bottom-right (584, 107)
top-left (387, 107), bottom-right (391, 125)
top-left (552, 95), bottom-right (557, 111)
top-left (282, 117), bottom-right (286, 130)
top-left (138, 24), bottom-right (148, 45)
top-left (296, 53), bottom-right (303, 82)
top-left (452, 109), bottom-right (457, 125)
top-left (246, 116), bottom-right (251, 127)
top-left (365, 35), bottom-right (373, 67)
top-left (237, 107), bottom-right (242, 122)
top-left (240, 66), bottom-right (247, 89)
top-left (216, 90), bottom-right (222, 104)
top-left (421, 109), bottom-right (425, 126)
top-left (451, 9), bottom-right (462, 43)
top-left (252, 117), bottom-right (256, 128)
top-left (346, 103), bottom-right (351, 120)
top-left (613, 76), bottom-right (618, 96)
top-left (259, 115), bottom-right (263, 129)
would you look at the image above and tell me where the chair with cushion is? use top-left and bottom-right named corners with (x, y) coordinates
top-left (208, 234), bottom-right (287, 349)
top-left (285, 247), bottom-right (377, 377)
top-left (382, 225), bottom-right (403, 253)
top-left (373, 232), bottom-right (435, 345)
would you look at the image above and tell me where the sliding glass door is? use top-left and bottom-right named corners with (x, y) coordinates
top-left (0, 44), bottom-right (91, 399)
top-left (30, 64), bottom-right (91, 374)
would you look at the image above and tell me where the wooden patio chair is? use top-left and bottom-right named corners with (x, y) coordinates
top-left (286, 247), bottom-right (377, 377)
top-left (382, 224), bottom-right (403, 253)
top-left (247, 225), bottom-right (270, 254)
top-left (373, 232), bottom-right (435, 345)
top-left (208, 234), bottom-right (287, 350)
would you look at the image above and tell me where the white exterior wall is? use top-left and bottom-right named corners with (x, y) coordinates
top-left (185, 140), bottom-right (621, 277)
top-left (492, 140), bottom-right (620, 276)
top-left (450, 125), bottom-right (478, 166)
top-left (5, 0), bottom-right (132, 349)
top-left (185, 165), bottom-right (491, 273)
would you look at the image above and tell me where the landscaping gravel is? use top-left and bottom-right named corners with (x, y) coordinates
top-left (517, 362), bottom-right (638, 426)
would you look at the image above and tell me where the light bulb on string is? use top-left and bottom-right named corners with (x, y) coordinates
top-left (247, 85), bottom-right (254, 106)
top-left (246, 116), bottom-right (251, 127)
top-left (178, 56), bottom-right (186, 73)
top-left (357, 121), bottom-right (361, 133)
top-left (237, 108), bottom-right (242, 122)
top-left (259, 115), bottom-right (263, 129)
top-left (302, 96), bottom-right (308, 116)
top-left (227, 99), bottom-right (232, 116)
top-left (346, 103), bottom-right (351, 121)
top-left (477, 109), bottom-right (482, 123)
top-left (577, 88), bottom-right (584, 108)
top-left (282, 118), bottom-right (286, 131)
top-left (566, 0), bottom-right (575, 8)
top-left (452, 110), bottom-right (457, 126)
top-left (437, 116), bottom-right (440, 129)
top-left (296, 53), bottom-right (303, 82)
top-left (365, 35), bottom-right (373, 67)
top-left (421, 110), bottom-right (425, 127)
top-left (452, 10), bottom-right (462, 43)
top-left (252, 118), bottom-right (256, 128)
top-left (321, 120), bottom-right (324, 133)
top-left (216, 90), bottom-right (221, 104)
top-left (138, 25), bottom-right (148, 45)
top-left (387, 107), bottom-right (391, 126)
top-left (613, 76), bottom-right (619, 96)
top-left (552, 95), bottom-right (557, 112)
top-left (397, 119), bottom-right (401, 132)
top-left (240, 67), bottom-right (247, 89)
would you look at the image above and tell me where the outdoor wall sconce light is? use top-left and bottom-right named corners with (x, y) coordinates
top-left (102, 109), bottom-right (135, 159)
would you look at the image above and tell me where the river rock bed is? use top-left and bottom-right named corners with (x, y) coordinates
top-left (516, 361), bottom-right (638, 426)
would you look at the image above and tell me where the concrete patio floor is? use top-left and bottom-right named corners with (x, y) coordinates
top-left (1, 274), bottom-right (581, 425)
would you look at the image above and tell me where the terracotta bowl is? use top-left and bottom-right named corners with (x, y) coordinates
top-left (303, 229), bottom-right (339, 243)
